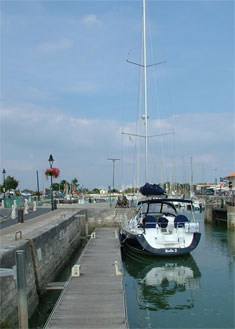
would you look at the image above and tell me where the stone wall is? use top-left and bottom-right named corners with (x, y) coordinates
top-left (0, 212), bottom-right (83, 328)
top-left (227, 206), bottom-right (235, 230)
top-left (204, 204), bottom-right (213, 224)
top-left (86, 207), bottom-right (135, 231)
top-left (0, 246), bottom-right (38, 329)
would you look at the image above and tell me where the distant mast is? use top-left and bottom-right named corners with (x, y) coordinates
top-left (190, 156), bottom-right (193, 197)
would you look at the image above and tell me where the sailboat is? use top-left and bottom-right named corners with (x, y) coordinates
top-left (119, 0), bottom-right (201, 257)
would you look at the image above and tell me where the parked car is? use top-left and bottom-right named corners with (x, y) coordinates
top-left (195, 190), bottom-right (203, 195)
top-left (205, 188), bottom-right (214, 195)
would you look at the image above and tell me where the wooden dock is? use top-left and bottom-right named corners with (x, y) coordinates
top-left (45, 227), bottom-right (128, 329)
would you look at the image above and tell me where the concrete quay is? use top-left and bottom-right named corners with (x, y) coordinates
top-left (0, 205), bottom-right (133, 329)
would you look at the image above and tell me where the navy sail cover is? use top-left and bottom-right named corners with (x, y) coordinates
top-left (140, 183), bottom-right (166, 196)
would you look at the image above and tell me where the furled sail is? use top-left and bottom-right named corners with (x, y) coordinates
top-left (140, 183), bottom-right (166, 196)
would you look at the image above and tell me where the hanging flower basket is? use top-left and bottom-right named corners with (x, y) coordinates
top-left (45, 168), bottom-right (60, 179)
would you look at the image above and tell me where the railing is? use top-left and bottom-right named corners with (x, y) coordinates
top-left (2, 197), bottom-right (25, 208)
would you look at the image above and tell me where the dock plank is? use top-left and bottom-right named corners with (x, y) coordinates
top-left (45, 227), bottom-right (128, 329)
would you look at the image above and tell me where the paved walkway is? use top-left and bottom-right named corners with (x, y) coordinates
top-left (45, 227), bottom-right (128, 329)
top-left (0, 207), bottom-right (52, 229)
top-left (0, 209), bottom-right (79, 248)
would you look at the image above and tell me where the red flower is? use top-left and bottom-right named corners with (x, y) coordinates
top-left (45, 168), bottom-right (60, 178)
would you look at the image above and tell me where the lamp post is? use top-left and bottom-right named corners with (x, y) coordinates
top-left (107, 158), bottom-right (120, 192)
top-left (48, 154), bottom-right (54, 211)
top-left (2, 169), bottom-right (6, 200)
top-left (36, 170), bottom-right (40, 201)
top-left (108, 185), bottom-right (111, 208)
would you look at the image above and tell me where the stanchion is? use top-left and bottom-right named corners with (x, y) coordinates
top-left (16, 250), bottom-right (29, 329)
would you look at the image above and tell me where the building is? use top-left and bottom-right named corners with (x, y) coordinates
top-left (226, 173), bottom-right (235, 190)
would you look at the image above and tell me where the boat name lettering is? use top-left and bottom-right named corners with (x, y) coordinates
top-left (165, 248), bottom-right (177, 253)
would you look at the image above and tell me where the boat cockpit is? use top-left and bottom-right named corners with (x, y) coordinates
top-left (135, 199), bottom-right (194, 231)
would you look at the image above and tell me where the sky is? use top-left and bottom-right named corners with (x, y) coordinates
top-left (0, 0), bottom-right (234, 191)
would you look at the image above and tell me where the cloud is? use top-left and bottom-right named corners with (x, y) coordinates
top-left (38, 38), bottom-right (74, 52)
top-left (80, 14), bottom-right (102, 27)
top-left (1, 101), bottom-right (234, 189)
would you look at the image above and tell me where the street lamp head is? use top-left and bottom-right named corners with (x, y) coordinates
top-left (48, 154), bottom-right (54, 167)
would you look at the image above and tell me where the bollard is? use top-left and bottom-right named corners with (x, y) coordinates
top-left (16, 250), bottom-right (29, 329)
top-left (53, 199), bottom-right (57, 210)
top-left (33, 201), bottom-right (37, 212)
top-left (18, 209), bottom-right (24, 223)
top-left (1, 200), bottom-right (5, 208)
top-left (11, 204), bottom-right (17, 219)
top-left (24, 200), bottom-right (29, 215)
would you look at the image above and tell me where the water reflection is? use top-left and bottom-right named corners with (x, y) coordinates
top-left (122, 248), bottom-right (201, 312)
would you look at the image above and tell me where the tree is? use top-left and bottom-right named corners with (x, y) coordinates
top-left (4, 176), bottom-right (19, 191)
top-left (59, 180), bottom-right (69, 192)
top-left (82, 187), bottom-right (89, 194)
top-left (111, 188), bottom-right (120, 193)
top-left (52, 183), bottom-right (60, 191)
top-left (91, 188), bottom-right (100, 194)
top-left (71, 178), bottom-right (79, 188)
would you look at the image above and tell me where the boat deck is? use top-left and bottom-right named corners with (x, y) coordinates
top-left (45, 227), bottom-right (128, 329)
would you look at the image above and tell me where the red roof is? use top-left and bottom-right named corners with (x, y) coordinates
top-left (226, 173), bottom-right (235, 178)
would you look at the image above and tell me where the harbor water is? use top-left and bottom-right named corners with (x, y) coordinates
top-left (29, 209), bottom-right (234, 329)
top-left (122, 210), bottom-right (235, 329)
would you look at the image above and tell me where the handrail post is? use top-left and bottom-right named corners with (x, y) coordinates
top-left (16, 250), bottom-right (29, 329)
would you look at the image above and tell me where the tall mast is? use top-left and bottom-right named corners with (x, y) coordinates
top-left (143, 0), bottom-right (148, 183)
top-left (137, 22), bottom-right (144, 193)
top-left (124, 0), bottom-right (171, 187)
